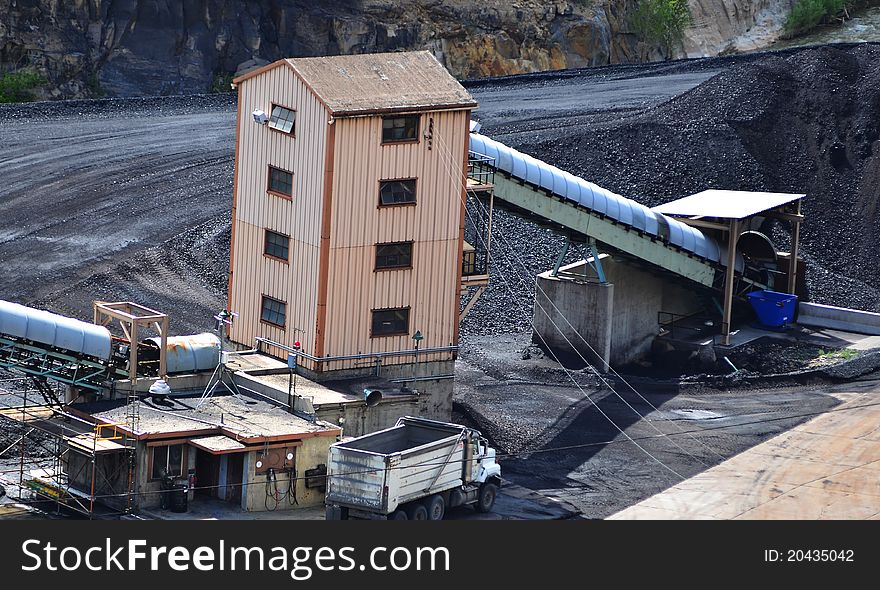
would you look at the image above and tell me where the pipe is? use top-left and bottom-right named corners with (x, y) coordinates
top-left (390, 374), bottom-right (456, 383)
top-left (254, 337), bottom-right (457, 363)
top-left (723, 356), bottom-right (738, 373)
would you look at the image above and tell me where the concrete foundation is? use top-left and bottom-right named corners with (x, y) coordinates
top-left (533, 256), bottom-right (703, 369)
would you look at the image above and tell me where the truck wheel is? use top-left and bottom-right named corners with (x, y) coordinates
top-left (325, 505), bottom-right (348, 520)
top-left (388, 510), bottom-right (408, 520)
top-left (406, 502), bottom-right (429, 520)
top-left (427, 494), bottom-right (446, 521)
top-left (476, 482), bottom-right (498, 513)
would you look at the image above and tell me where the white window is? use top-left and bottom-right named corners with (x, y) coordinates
top-left (268, 104), bottom-right (296, 134)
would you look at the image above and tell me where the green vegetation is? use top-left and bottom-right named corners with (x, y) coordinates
top-left (210, 72), bottom-right (234, 94)
top-left (811, 347), bottom-right (859, 366)
top-left (630, 0), bottom-right (692, 58)
top-left (0, 69), bottom-right (46, 103)
top-left (784, 0), bottom-right (853, 37)
top-left (87, 72), bottom-right (105, 98)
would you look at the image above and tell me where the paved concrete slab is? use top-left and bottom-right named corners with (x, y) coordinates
top-left (610, 387), bottom-right (880, 520)
top-left (140, 483), bottom-right (580, 521)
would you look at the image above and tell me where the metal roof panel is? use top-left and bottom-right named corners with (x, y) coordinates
top-left (653, 190), bottom-right (805, 219)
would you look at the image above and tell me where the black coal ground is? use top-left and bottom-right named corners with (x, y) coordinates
top-left (2, 45), bottom-right (880, 518)
top-left (460, 43), bottom-right (880, 345)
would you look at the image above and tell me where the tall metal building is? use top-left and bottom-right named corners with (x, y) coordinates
top-left (227, 51), bottom-right (479, 420)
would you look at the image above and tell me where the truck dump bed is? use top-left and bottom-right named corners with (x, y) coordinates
top-left (326, 417), bottom-right (476, 513)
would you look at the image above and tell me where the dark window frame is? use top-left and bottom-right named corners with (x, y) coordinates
top-left (267, 165), bottom-right (293, 200)
top-left (375, 241), bottom-right (413, 271)
top-left (378, 178), bottom-right (417, 207)
top-left (381, 115), bottom-right (420, 144)
top-left (149, 444), bottom-right (185, 481)
top-left (370, 307), bottom-right (411, 338)
top-left (264, 229), bottom-right (290, 263)
top-left (267, 103), bottom-right (297, 136)
top-left (260, 294), bottom-right (287, 329)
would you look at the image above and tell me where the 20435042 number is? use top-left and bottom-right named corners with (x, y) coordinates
top-left (786, 549), bottom-right (854, 562)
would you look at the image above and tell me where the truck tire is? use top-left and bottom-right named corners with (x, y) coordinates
top-left (476, 482), bottom-right (498, 513)
top-left (388, 509), bottom-right (408, 520)
top-left (406, 501), bottom-right (429, 520)
top-left (427, 494), bottom-right (446, 521)
top-left (325, 505), bottom-right (348, 520)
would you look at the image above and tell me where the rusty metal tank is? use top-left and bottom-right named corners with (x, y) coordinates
top-left (145, 332), bottom-right (221, 374)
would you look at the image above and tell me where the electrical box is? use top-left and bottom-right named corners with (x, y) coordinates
top-left (255, 447), bottom-right (296, 475)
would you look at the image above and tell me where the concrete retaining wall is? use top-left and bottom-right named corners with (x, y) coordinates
top-left (533, 256), bottom-right (703, 369)
top-left (797, 302), bottom-right (880, 336)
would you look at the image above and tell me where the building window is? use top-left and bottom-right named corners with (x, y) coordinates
top-left (371, 307), bottom-right (410, 337)
top-left (264, 229), bottom-right (290, 262)
top-left (268, 104), bottom-right (296, 135)
top-left (379, 179), bottom-right (416, 206)
top-left (150, 445), bottom-right (184, 480)
top-left (382, 115), bottom-right (419, 143)
top-left (375, 242), bottom-right (413, 270)
top-left (261, 295), bottom-right (287, 328)
top-left (268, 165), bottom-right (293, 198)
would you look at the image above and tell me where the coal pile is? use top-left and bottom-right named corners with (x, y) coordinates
top-left (462, 44), bottom-right (880, 340)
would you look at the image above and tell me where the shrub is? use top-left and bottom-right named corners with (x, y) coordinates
top-left (0, 69), bottom-right (46, 103)
top-left (631, 0), bottom-right (692, 57)
top-left (784, 0), bottom-right (854, 37)
top-left (210, 72), bottom-right (234, 94)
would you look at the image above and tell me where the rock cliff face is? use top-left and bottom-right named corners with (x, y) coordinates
top-left (0, 0), bottom-right (794, 100)
top-left (684, 0), bottom-right (796, 56)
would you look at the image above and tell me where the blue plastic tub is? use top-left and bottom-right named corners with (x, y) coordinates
top-left (747, 290), bottom-right (798, 328)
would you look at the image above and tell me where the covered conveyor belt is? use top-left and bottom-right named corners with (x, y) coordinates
top-left (468, 132), bottom-right (744, 287)
top-left (0, 299), bottom-right (125, 390)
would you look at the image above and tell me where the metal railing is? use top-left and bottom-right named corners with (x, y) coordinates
top-left (462, 247), bottom-right (489, 277)
top-left (467, 151), bottom-right (496, 186)
top-left (657, 311), bottom-right (716, 341)
top-left (254, 337), bottom-right (457, 366)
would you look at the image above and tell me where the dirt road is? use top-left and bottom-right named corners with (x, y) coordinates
top-left (610, 376), bottom-right (880, 519)
top-left (0, 96), bottom-right (235, 332)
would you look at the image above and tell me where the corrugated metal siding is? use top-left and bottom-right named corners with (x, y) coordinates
top-left (228, 65), bottom-right (328, 366)
top-left (322, 110), bottom-right (469, 369)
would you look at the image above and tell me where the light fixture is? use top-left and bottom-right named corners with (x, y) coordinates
top-left (252, 109), bottom-right (268, 124)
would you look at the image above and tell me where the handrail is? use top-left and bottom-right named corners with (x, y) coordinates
top-left (254, 337), bottom-right (457, 364)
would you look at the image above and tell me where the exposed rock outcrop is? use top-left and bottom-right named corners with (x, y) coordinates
top-left (1, 0), bottom-right (646, 99)
top-left (683, 0), bottom-right (797, 56)
top-left (0, 0), bottom-right (798, 99)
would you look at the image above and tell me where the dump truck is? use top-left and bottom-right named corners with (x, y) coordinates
top-left (325, 416), bottom-right (501, 520)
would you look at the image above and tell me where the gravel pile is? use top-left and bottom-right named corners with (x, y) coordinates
top-left (461, 44), bottom-right (880, 340)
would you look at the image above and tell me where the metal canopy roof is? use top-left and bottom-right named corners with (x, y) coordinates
top-left (190, 435), bottom-right (247, 455)
top-left (652, 190), bottom-right (805, 220)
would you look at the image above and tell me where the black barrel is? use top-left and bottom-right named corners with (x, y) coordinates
top-left (170, 484), bottom-right (189, 513)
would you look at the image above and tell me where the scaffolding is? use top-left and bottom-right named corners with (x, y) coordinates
top-left (93, 301), bottom-right (170, 382)
top-left (0, 375), bottom-right (138, 519)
